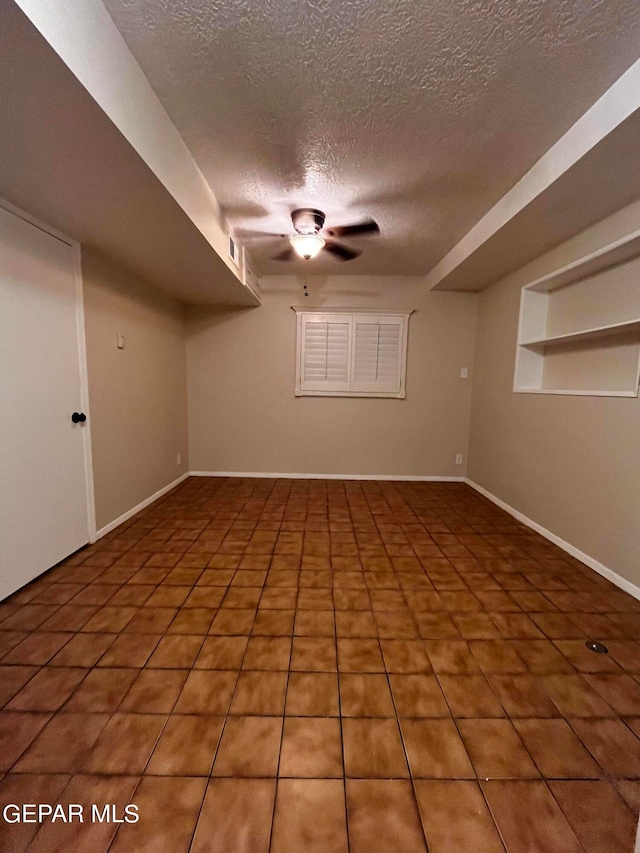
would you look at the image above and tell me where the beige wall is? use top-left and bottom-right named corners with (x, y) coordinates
top-left (468, 198), bottom-right (640, 588)
top-left (186, 276), bottom-right (477, 478)
top-left (83, 247), bottom-right (189, 531)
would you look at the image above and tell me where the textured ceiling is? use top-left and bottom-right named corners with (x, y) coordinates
top-left (103, 0), bottom-right (640, 275)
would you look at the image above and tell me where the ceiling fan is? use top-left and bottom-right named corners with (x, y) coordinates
top-left (271, 208), bottom-right (380, 262)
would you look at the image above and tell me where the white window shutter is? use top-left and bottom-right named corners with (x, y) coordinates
top-left (295, 309), bottom-right (408, 397)
top-left (298, 314), bottom-right (352, 393)
top-left (352, 317), bottom-right (404, 393)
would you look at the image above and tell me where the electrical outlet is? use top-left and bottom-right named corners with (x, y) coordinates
top-left (460, 367), bottom-right (468, 379)
top-left (176, 453), bottom-right (181, 466)
top-left (455, 454), bottom-right (463, 465)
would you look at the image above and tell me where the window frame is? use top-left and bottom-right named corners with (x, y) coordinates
top-left (294, 307), bottom-right (411, 398)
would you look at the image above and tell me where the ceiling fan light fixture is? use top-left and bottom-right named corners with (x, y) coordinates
top-left (290, 232), bottom-right (325, 259)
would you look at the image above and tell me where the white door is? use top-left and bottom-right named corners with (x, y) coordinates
top-left (0, 204), bottom-right (92, 601)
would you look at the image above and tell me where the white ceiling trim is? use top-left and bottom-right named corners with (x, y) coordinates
top-left (12, 0), bottom-right (250, 291)
top-left (426, 57), bottom-right (640, 291)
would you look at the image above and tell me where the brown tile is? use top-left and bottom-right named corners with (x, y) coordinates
top-left (331, 611), bottom-right (372, 641)
top-left (0, 630), bottom-right (29, 658)
top-left (291, 637), bottom-right (337, 672)
top-left (346, 779), bottom-right (427, 853)
top-left (2, 632), bottom-right (73, 665)
top-left (97, 633), bottom-right (160, 667)
top-left (0, 665), bottom-right (39, 707)
top-left (339, 673), bottom-right (395, 717)
top-left (490, 612), bottom-right (544, 639)
top-left (174, 670), bottom-right (237, 714)
top-left (458, 718), bottom-right (538, 778)
top-left (488, 674), bottom-right (560, 717)
top-left (297, 588), bottom-right (333, 610)
top-left (374, 611), bottom-right (418, 639)
top-left (209, 608), bottom-right (256, 635)
top-left (81, 605), bottom-right (137, 633)
top-left (195, 635), bottom-right (247, 669)
top-left (146, 634), bottom-right (204, 668)
top-left (414, 780), bottom-right (504, 853)
top-left (120, 668), bottom-right (187, 713)
top-left (0, 772), bottom-right (70, 853)
top-left (260, 589), bottom-right (297, 609)
top-left (252, 609), bottom-right (295, 636)
top-left (279, 717), bottom-right (343, 777)
top-left (286, 672), bottom-right (339, 716)
top-left (389, 674), bottom-right (450, 717)
top-left (469, 640), bottom-right (527, 674)
top-left (400, 719), bottom-right (474, 779)
top-left (451, 613), bottom-right (501, 639)
top-left (242, 637), bottom-right (291, 670)
top-left (509, 639), bottom-right (575, 674)
top-left (584, 673), bottom-right (640, 715)
top-left (145, 585), bottom-right (191, 607)
top-left (124, 606), bottom-right (177, 633)
top-left (146, 715), bottom-right (224, 775)
top-left (49, 632), bottom-right (115, 667)
top-left (334, 590), bottom-right (371, 610)
top-left (109, 776), bottom-right (206, 853)
top-left (167, 607), bottom-right (215, 634)
top-left (0, 711), bottom-right (52, 770)
top-left (1, 605), bottom-right (58, 631)
top-left (541, 675), bottom-right (616, 717)
top-left (64, 667), bottom-right (137, 712)
top-left (531, 612), bottom-right (586, 639)
top-left (84, 712), bottom-right (166, 773)
top-left (294, 610), bottom-right (335, 637)
top-left (212, 716), bottom-right (282, 777)
top-left (549, 780), bottom-right (637, 853)
top-left (514, 718), bottom-right (601, 778)
top-left (271, 778), bottom-right (348, 853)
top-left (415, 613), bottom-right (460, 639)
top-left (13, 711), bottom-right (109, 772)
top-left (26, 774), bottom-right (138, 853)
top-left (222, 587), bottom-right (262, 609)
top-left (438, 674), bottom-right (505, 717)
top-left (554, 639), bottom-right (622, 673)
top-left (343, 718), bottom-right (408, 778)
top-left (606, 641), bottom-right (640, 673)
top-left (482, 780), bottom-right (583, 852)
top-left (337, 639), bottom-right (384, 672)
top-left (378, 640), bottom-right (430, 674)
top-left (7, 667), bottom-right (87, 711)
top-left (230, 671), bottom-right (288, 715)
top-left (570, 718), bottom-right (640, 776)
top-left (191, 778), bottom-right (276, 853)
top-left (615, 779), bottom-right (640, 814)
top-left (425, 640), bottom-right (481, 674)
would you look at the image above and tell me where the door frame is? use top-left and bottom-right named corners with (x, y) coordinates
top-left (0, 196), bottom-right (97, 544)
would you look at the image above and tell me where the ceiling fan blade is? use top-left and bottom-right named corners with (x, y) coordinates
top-left (272, 247), bottom-right (295, 262)
top-left (327, 219), bottom-right (380, 238)
top-left (324, 240), bottom-right (361, 261)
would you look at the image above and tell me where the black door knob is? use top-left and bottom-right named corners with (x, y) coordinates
top-left (71, 412), bottom-right (87, 424)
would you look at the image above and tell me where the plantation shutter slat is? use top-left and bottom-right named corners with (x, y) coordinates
top-left (299, 315), bottom-right (352, 391)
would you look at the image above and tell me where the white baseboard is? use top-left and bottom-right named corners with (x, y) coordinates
top-left (189, 471), bottom-right (465, 482)
top-left (465, 478), bottom-right (640, 602)
top-left (93, 472), bottom-right (190, 540)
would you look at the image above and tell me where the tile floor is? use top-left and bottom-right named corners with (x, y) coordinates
top-left (1, 477), bottom-right (639, 852)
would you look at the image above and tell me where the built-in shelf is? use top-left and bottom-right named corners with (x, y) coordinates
top-left (514, 229), bottom-right (640, 397)
top-left (521, 318), bottom-right (640, 350)
top-left (525, 228), bottom-right (640, 293)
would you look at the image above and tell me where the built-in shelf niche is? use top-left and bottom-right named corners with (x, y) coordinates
top-left (514, 228), bottom-right (640, 397)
